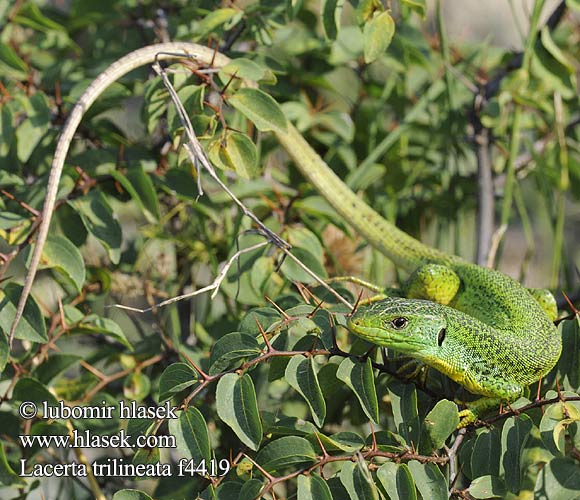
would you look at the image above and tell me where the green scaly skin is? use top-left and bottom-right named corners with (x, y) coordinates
top-left (276, 127), bottom-right (561, 426)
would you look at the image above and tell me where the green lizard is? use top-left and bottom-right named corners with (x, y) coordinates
top-left (280, 126), bottom-right (561, 425)
top-left (9, 42), bottom-right (561, 426)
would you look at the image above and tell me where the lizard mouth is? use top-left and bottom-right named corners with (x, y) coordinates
top-left (347, 318), bottom-right (424, 351)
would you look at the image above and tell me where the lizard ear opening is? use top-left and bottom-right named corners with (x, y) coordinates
top-left (437, 327), bottom-right (446, 346)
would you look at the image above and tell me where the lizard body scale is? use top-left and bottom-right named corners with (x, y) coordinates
top-left (9, 43), bottom-right (561, 424)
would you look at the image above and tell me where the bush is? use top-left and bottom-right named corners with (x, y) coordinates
top-left (0, 1), bottom-right (579, 499)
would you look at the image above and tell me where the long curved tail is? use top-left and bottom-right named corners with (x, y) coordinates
top-left (9, 42), bottom-right (450, 345)
top-left (276, 125), bottom-right (453, 269)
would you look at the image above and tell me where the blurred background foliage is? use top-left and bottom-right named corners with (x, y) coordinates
top-left (0, 0), bottom-right (579, 499)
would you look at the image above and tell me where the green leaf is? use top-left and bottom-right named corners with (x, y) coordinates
top-left (0, 332), bottom-right (7, 373)
top-left (471, 428), bottom-right (501, 477)
top-left (209, 332), bottom-right (261, 376)
top-left (112, 490), bottom-right (154, 500)
top-left (280, 247), bottom-right (328, 284)
top-left (336, 358), bottom-right (379, 424)
top-left (224, 131), bottom-right (259, 179)
top-left (32, 353), bottom-right (81, 384)
top-left (228, 88), bottom-right (287, 133)
top-left (69, 190), bottom-right (122, 264)
top-left (215, 481), bottom-right (243, 499)
top-left (209, 132), bottom-right (259, 179)
top-left (313, 431), bottom-right (364, 453)
top-left (539, 27), bottom-right (574, 72)
top-left (321, 0), bottom-right (344, 40)
top-left (126, 418), bottom-right (155, 448)
top-left (469, 475), bottom-right (507, 499)
top-left (123, 371), bottom-right (151, 401)
top-left (297, 473), bottom-right (332, 500)
top-left (558, 318), bottom-right (580, 388)
top-left (256, 436), bottom-right (317, 473)
top-left (534, 457), bottom-right (580, 500)
top-left (219, 58), bottom-right (268, 84)
top-left (216, 373), bottom-right (262, 450)
top-left (239, 308), bottom-right (281, 336)
top-left (286, 0), bottom-right (304, 19)
top-left (407, 461), bottom-right (448, 500)
top-left (12, 377), bottom-right (58, 406)
top-left (238, 479), bottom-right (264, 500)
top-left (13, 3), bottom-right (68, 33)
top-left (71, 314), bottom-right (131, 349)
top-left (500, 414), bottom-right (533, 493)
top-left (158, 363), bottom-right (198, 402)
top-left (363, 11), bottom-right (395, 64)
top-left (0, 442), bottom-right (25, 486)
top-left (532, 27), bottom-right (576, 99)
top-left (423, 399), bottom-right (458, 450)
top-left (111, 164), bottom-right (160, 222)
top-left (0, 283), bottom-right (47, 343)
top-left (284, 226), bottom-right (324, 262)
top-left (169, 407), bottom-right (211, 464)
top-left (38, 234), bottom-right (86, 292)
top-left (401, 0), bottom-right (426, 18)
top-left (339, 460), bottom-right (380, 500)
top-left (0, 105), bottom-right (13, 156)
top-left (132, 445), bottom-right (160, 468)
top-left (0, 41), bottom-right (27, 79)
top-left (388, 383), bottom-right (421, 447)
top-left (15, 92), bottom-right (50, 163)
top-left (568, 0), bottom-right (580, 11)
top-left (195, 8), bottom-right (238, 39)
top-left (285, 356), bottom-right (326, 427)
top-left (539, 402), bottom-right (578, 457)
top-left (377, 462), bottom-right (417, 500)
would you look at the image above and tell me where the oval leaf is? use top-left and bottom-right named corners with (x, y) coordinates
top-left (0, 283), bottom-right (47, 343)
top-left (158, 363), bottom-right (198, 402)
top-left (363, 11), bottom-right (395, 64)
top-left (407, 461), bottom-right (448, 500)
top-left (72, 314), bottom-right (131, 349)
top-left (336, 357), bottom-right (379, 424)
top-left (280, 247), bottom-right (328, 284)
top-left (225, 131), bottom-right (259, 179)
top-left (469, 475), bottom-right (507, 499)
top-left (298, 473), bottom-right (333, 500)
top-left (228, 88), bottom-right (287, 133)
top-left (209, 332), bottom-right (261, 376)
top-left (339, 460), bottom-right (380, 500)
top-left (112, 490), bottom-right (154, 500)
top-left (216, 373), bottom-right (262, 450)
top-left (285, 356), bottom-right (326, 427)
top-left (423, 399), bottom-right (459, 450)
top-left (12, 377), bottom-right (57, 406)
top-left (169, 407), bottom-right (211, 464)
top-left (69, 190), bottom-right (122, 264)
top-left (377, 462), bottom-right (417, 500)
top-left (256, 436), bottom-right (317, 474)
top-left (500, 414), bottom-right (533, 493)
top-left (38, 234), bottom-right (86, 292)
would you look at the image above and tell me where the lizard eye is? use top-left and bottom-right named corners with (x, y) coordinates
top-left (390, 317), bottom-right (408, 329)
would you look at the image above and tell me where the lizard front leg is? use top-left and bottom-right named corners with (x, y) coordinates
top-left (456, 377), bottom-right (524, 428)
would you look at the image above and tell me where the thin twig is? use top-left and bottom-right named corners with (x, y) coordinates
top-left (150, 58), bottom-right (353, 310)
top-left (110, 241), bottom-right (269, 313)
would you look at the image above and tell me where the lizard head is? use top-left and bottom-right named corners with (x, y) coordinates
top-left (347, 297), bottom-right (447, 356)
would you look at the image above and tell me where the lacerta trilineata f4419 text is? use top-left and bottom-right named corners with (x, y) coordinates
top-left (9, 43), bottom-right (561, 426)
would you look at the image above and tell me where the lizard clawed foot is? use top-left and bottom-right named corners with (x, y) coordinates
top-left (396, 359), bottom-right (428, 383)
top-left (457, 408), bottom-right (478, 429)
